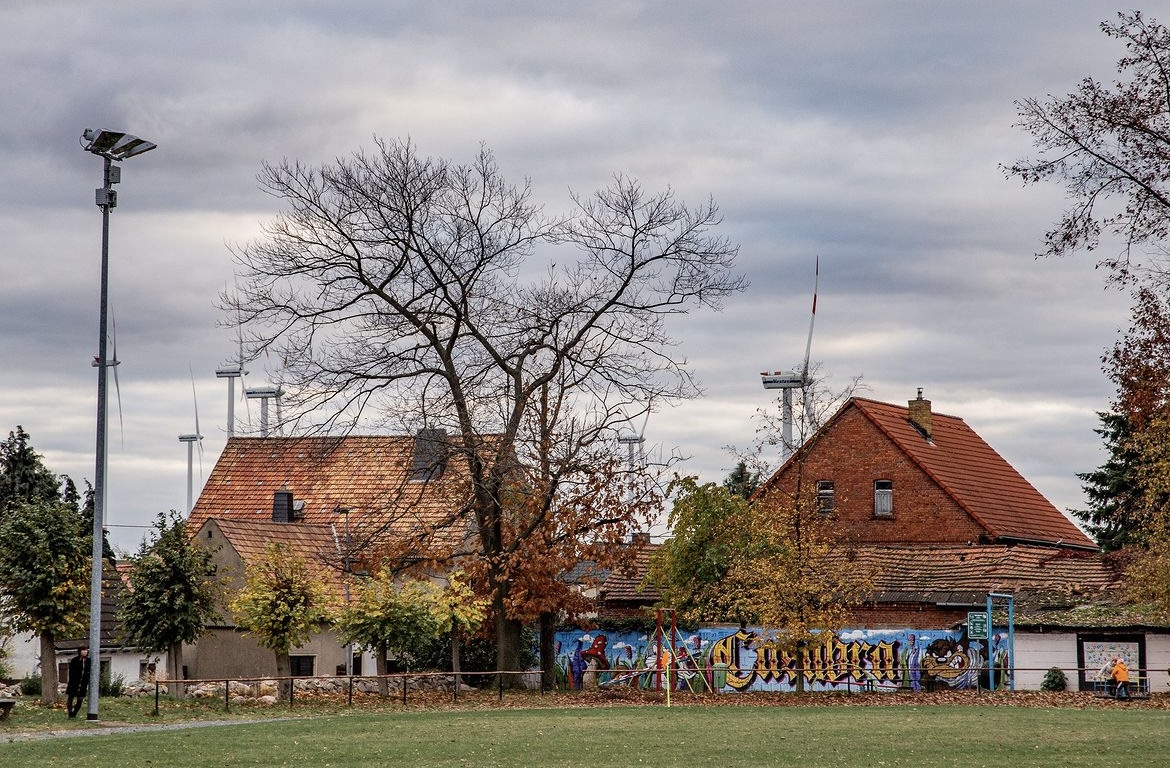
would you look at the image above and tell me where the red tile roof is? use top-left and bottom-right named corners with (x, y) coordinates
top-left (598, 543), bottom-right (661, 604)
top-left (849, 398), bottom-right (1096, 549)
top-left (189, 435), bottom-right (475, 555)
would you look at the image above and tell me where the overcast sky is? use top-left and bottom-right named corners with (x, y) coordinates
top-left (1, 1), bottom-right (1141, 552)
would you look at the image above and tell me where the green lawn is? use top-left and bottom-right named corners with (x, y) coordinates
top-left (2, 701), bottom-right (1165, 767)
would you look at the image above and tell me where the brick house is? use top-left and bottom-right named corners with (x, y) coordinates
top-left (592, 392), bottom-right (1169, 691)
top-left (756, 391), bottom-right (1097, 551)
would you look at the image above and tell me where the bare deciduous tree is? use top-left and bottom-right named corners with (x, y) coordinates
top-left (1006, 10), bottom-right (1170, 283)
top-left (226, 138), bottom-right (745, 673)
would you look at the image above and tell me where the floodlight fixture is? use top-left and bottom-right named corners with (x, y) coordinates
top-left (81, 128), bottom-right (157, 161)
top-left (80, 126), bottom-right (155, 722)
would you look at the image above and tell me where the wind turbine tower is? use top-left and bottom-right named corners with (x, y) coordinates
top-left (178, 432), bottom-right (202, 512)
top-left (245, 384), bottom-right (283, 437)
top-left (760, 258), bottom-right (819, 461)
top-left (216, 362), bottom-right (247, 438)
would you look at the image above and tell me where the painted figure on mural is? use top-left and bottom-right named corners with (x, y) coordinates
top-left (569, 637), bottom-right (588, 690)
top-left (677, 635), bottom-right (707, 692)
top-left (902, 634), bottom-right (923, 691)
top-left (991, 634), bottom-right (1010, 690)
top-left (921, 637), bottom-right (976, 690)
top-left (580, 634), bottom-right (610, 688)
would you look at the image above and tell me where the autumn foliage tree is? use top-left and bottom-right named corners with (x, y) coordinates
top-left (230, 543), bottom-right (332, 698)
top-left (226, 138), bottom-right (742, 674)
top-left (1006, 10), bottom-right (1170, 284)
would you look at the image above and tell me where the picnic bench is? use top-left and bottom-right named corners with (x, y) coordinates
top-left (0, 698), bottom-right (15, 719)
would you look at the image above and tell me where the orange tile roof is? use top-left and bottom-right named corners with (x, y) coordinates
top-left (598, 543), bottom-right (662, 604)
top-left (849, 398), bottom-right (1096, 549)
top-left (189, 435), bottom-right (475, 553)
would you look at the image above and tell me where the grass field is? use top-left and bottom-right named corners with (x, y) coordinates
top-left (2, 695), bottom-right (1166, 767)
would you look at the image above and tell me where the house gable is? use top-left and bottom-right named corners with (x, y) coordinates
top-left (757, 395), bottom-right (1096, 550)
top-left (851, 397), bottom-right (1095, 549)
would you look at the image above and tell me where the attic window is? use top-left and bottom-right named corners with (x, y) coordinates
top-left (816, 480), bottom-right (835, 515)
top-left (873, 480), bottom-right (893, 518)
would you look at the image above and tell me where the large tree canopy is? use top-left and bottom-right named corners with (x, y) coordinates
top-left (0, 426), bottom-right (63, 519)
top-left (0, 499), bottom-right (90, 703)
top-left (227, 138), bottom-right (744, 673)
top-left (120, 511), bottom-right (218, 695)
top-left (1006, 10), bottom-right (1170, 282)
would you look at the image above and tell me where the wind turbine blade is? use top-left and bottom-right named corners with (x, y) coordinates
top-left (233, 278), bottom-right (252, 424)
top-left (801, 256), bottom-right (818, 379)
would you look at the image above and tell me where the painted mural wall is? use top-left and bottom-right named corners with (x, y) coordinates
top-left (553, 626), bottom-right (1012, 693)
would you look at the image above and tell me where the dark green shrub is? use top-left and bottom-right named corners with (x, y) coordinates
top-left (99, 669), bottom-right (125, 697)
top-left (19, 675), bottom-right (40, 695)
top-left (1041, 666), bottom-right (1068, 692)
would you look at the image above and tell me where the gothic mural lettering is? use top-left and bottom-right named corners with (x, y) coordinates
top-left (552, 626), bottom-right (1010, 693)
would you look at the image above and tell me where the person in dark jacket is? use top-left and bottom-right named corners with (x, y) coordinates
top-left (65, 646), bottom-right (90, 718)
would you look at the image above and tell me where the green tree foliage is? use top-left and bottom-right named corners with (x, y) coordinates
top-left (644, 476), bottom-right (744, 624)
top-left (1075, 412), bottom-right (1145, 551)
top-left (230, 543), bottom-right (331, 697)
top-left (723, 460), bottom-right (761, 499)
top-left (0, 426), bottom-right (63, 518)
top-left (429, 571), bottom-right (488, 685)
top-left (0, 499), bottom-right (89, 703)
top-left (119, 511), bottom-right (218, 696)
top-left (1006, 11), bottom-right (1170, 284)
top-left (335, 572), bottom-right (445, 697)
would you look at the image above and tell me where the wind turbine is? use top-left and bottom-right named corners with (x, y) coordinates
top-left (245, 384), bottom-right (283, 437)
top-left (760, 257), bottom-right (819, 461)
top-left (178, 367), bottom-right (203, 513)
top-left (618, 409), bottom-right (650, 541)
top-left (215, 361), bottom-right (246, 438)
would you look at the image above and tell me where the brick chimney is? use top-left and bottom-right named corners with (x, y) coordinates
top-left (273, 485), bottom-right (294, 523)
top-left (908, 388), bottom-right (931, 438)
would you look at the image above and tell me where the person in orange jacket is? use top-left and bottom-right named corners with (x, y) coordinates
top-left (1110, 657), bottom-right (1129, 699)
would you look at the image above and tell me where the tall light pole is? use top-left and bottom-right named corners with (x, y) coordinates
top-left (80, 128), bottom-right (156, 721)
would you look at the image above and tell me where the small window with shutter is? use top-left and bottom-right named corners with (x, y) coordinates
top-left (874, 480), bottom-right (893, 518)
top-left (816, 480), bottom-right (835, 515)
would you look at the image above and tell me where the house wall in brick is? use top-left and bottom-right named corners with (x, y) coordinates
top-left (760, 406), bottom-right (987, 545)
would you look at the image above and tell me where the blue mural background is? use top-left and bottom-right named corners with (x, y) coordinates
top-left (552, 626), bottom-right (1012, 693)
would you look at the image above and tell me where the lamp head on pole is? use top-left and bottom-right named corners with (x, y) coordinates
top-left (81, 128), bottom-right (157, 161)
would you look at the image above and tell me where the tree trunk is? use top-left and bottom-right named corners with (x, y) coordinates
top-left (39, 632), bottom-right (57, 706)
top-left (450, 627), bottom-right (463, 688)
top-left (494, 613), bottom-right (525, 687)
top-left (167, 640), bottom-right (185, 699)
top-left (794, 641), bottom-right (807, 694)
top-left (376, 640), bottom-right (389, 698)
top-left (275, 651), bottom-right (292, 701)
top-left (539, 612), bottom-right (556, 691)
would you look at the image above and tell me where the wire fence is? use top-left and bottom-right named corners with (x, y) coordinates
top-left (150, 664), bottom-right (1160, 713)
